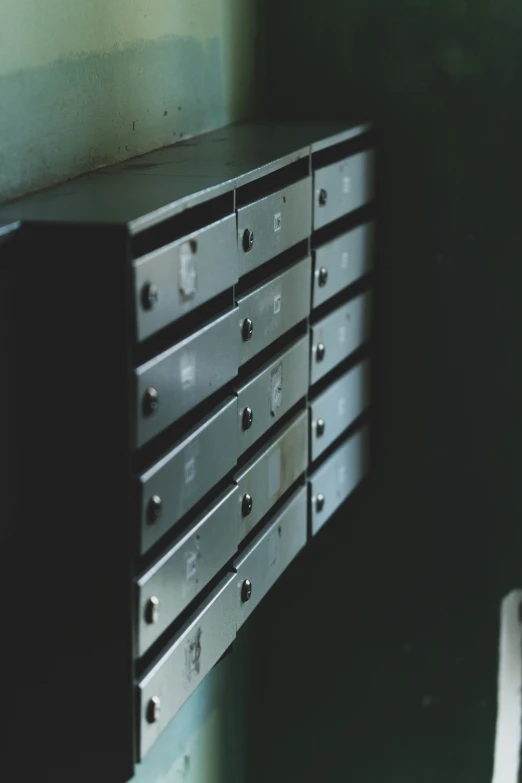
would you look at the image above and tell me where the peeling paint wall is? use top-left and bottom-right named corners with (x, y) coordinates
top-left (0, 0), bottom-right (257, 202)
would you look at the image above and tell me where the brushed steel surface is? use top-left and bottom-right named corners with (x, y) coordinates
top-left (138, 397), bottom-right (238, 555)
top-left (312, 222), bottom-right (374, 309)
top-left (313, 150), bottom-right (375, 230)
top-left (138, 573), bottom-right (237, 758)
top-left (234, 485), bottom-right (307, 629)
top-left (235, 334), bottom-right (309, 455)
top-left (310, 360), bottom-right (370, 461)
top-left (137, 485), bottom-right (240, 656)
top-left (237, 177), bottom-right (312, 275)
top-left (310, 292), bottom-right (372, 385)
top-left (133, 215), bottom-right (238, 341)
top-left (234, 410), bottom-right (308, 542)
top-left (237, 257), bottom-right (311, 366)
top-left (309, 427), bottom-right (370, 536)
top-left (134, 308), bottom-right (239, 448)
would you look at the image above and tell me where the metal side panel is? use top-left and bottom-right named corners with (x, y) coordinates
top-left (310, 360), bottom-right (371, 462)
top-left (312, 222), bottom-right (375, 309)
top-left (237, 177), bottom-right (312, 276)
top-left (136, 485), bottom-right (240, 657)
top-left (133, 215), bottom-right (238, 342)
top-left (138, 397), bottom-right (238, 555)
top-left (237, 256), bottom-right (311, 367)
top-left (309, 426), bottom-right (370, 536)
top-left (134, 308), bottom-right (239, 448)
top-left (235, 334), bottom-right (309, 455)
top-left (313, 150), bottom-right (375, 231)
top-left (234, 485), bottom-right (307, 629)
top-left (138, 573), bottom-right (237, 759)
top-left (310, 291), bottom-right (372, 386)
top-left (234, 410), bottom-right (308, 542)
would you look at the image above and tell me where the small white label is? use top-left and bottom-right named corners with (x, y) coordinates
top-left (342, 176), bottom-right (351, 195)
top-left (338, 397), bottom-right (346, 416)
top-left (184, 457), bottom-right (196, 485)
top-left (185, 551), bottom-right (198, 581)
top-left (179, 242), bottom-right (197, 297)
top-left (273, 212), bottom-right (282, 232)
top-left (268, 449), bottom-right (281, 499)
top-left (338, 325), bottom-right (346, 344)
top-left (341, 251), bottom-right (350, 269)
top-left (180, 354), bottom-right (196, 389)
top-left (273, 294), bottom-right (282, 314)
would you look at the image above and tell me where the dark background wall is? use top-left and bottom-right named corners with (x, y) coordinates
top-left (244, 2), bottom-right (522, 780)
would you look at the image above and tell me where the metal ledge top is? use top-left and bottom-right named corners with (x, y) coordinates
top-left (0, 120), bottom-right (371, 234)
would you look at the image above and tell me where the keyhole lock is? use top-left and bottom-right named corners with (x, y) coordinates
top-left (241, 579), bottom-right (252, 603)
top-left (143, 387), bottom-right (159, 416)
top-left (316, 343), bottom-right (326, 362)
top-left (242, 318), bottom-right (254, 342)
top-left (318, 189), bottom-right (328, 206)
top-left (142, 283), bottom-right (159, 310)
top-left (242, 407), bottom-right (254, 431)
top-left (242, 493), bottom-right (253, 517)
top-left (146, 596), bottom-right (160, 625)
top-left (147, 495), bottom-right (163, 524)
top-left (147, 696), bottom-right (161, 724)
top-left (318, 267), bottom-right (328, 287)
top-left (243, 229), bottom-right (254, 252)
top-left (316, 418), bottom-right (325, 437)
top-left (316, 493), bottom-right (325, 512)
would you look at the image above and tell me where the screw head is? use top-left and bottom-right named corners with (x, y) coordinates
top-left (146, 596), bottom-right (160, 625)
top-left (242, 407), bottom-right (254, 431)
top-left (318, 267), bottom-right (328, 287)
top-left (242, 493), bottom-right (253, 517)
top-left (141, 282), bottom-right (159, 310)
top-left (318, 189), bottom-right (328, 206)
top-left (143, 387), bottom-right (159, 416)
top-left (242, 318), bottom-right (254, 342)
top-left (316, 493), bottom-right (325, 512)
top-left (243, 228), bottom-right (254, 253)
top-left (147, 696), bottom-right (161, 724)
top-left (147, 494), bottom-right (162, 523)
top-left (241, 579), bottom-right (252, 603)
top-left (316, 418), bottom-right (325, 437)
top-left (316, 343), bottom-right (326, 362)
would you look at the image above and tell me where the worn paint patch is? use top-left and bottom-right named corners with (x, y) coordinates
top-left (0, 33), bottom-right (255, 202)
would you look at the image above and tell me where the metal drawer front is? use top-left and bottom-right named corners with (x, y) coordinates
top-left (310, 360), bottom-right (370, 462)
top-left (138, 573), bottom-right (237, 759)
top-left (235, 410), bottom-right (308, 542)
top-left (237, 257), bottom-right (311, 367)
top-left (235, 335), bottom-right (309, 455)
top-left (237, 177), bottom-right (312, 275)
top-left (309, 427), bottom-right (370, 536)
top-left (313, 222), bottom-right (374, 309)
top-left (134, 308), bottom-right (239, 448)
top-left (137, 485), bottom-right (239, 656)
top-left (133, 215), bottom-right (238, 342)
top-left (139, 397), bottom-right (238, 555)
top-left (234, 485), bottom-right (307, 629)
top-left (313, 150), bottom-right (375, 231)
top-left (310, 292), bottom-right (372, 385)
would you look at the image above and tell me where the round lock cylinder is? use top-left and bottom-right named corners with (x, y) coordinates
top-left (147, 494), bottom-right (162, 524)
top-left (243, 229), bottom-right (254, 252)
top-left (242, 318), bottom-right (254, 342)
top-left (316, 493), bottom-right (325, 512)
top-left (242, 493), bottom-right (253, 517)
top-left (241, 579), bottom-right (252, 603)
top-left (316, 343), bottom-right (326, 362)
top-left (147, 696), bottom-right (161, 724)
top-left (141, 282), bottom-right (159, 310)
top-left (242, 407), bottom-right (254, 431)
top-left (143, 387), bottom-right (159, 416)
top-left (316, 418), bottom-right (325, 437)
top-left (318, 267), bottom-right (328, 287)
top-left (145, 596), bottom-right (160, 625)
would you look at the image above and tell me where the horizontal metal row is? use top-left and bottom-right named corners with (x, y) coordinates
top-left (138, 424), bottom-right (370, 758)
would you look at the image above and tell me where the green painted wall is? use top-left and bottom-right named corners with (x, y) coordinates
top-left (0, 0), bottom-right (257, 202)
top-left (250, 2), bottom-right (522, 782)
